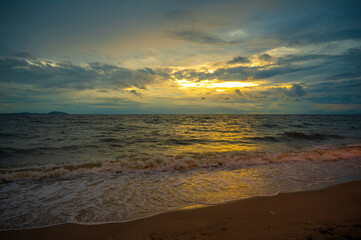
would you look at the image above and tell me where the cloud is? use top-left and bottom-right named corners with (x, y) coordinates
top-left (11, 52), bottom-right (36, 59)
top-left (129, 89), bottom-right (141, 96)
top-left (168, 30), bottom-right (243, 45)
top-left (172, 47), bottom-right (361, 83)
top-left (97, 89), bottom-right (110, 93)
top-left (1, 1), bottom-right (361, 114)
top-left (277, 84), bottom-right (307, 98)
top-left (326, 72), bottom-right (361, 81)
top-left (305, 78), bottom-right (361, 105)
top-left (234, 89), bottom-right (242, 96)
top-left (0, 53), bottom-right (170, 90)
top-left (276, 54), bottom-right (327, 65)
top-left (289, 28), bottom-right (361, 46)
top-left (341, 48), bottom-right (361, 61)
top-left (258, 53), bottom-right (272, 62)
top-left (228, 56), bottom-right (250, 64)
top-left (236, 91), bottom-right (269, 102)
top-left (231, 85), bottom-right (307, 103)
top-left (250, 1), bottom-right (361, 46)
top-left (218, 96), bottom-right (231, 101)
top-left (173, 59), bottom-right (317, 82)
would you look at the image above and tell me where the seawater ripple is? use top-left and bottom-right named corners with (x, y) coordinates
top-left (1, 114), bottom-right (361, 166)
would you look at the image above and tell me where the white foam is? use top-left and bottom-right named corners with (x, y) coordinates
top-left (1, 157), bottom-right (361, 230)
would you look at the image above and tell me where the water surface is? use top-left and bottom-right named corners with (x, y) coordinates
top-left (0, 114), bottom-right (360, 229)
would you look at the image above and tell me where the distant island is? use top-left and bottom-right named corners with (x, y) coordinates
top-left (1, 111), bottom-right (69, 115)
top-left (47, 111), bottom-right (68, 115)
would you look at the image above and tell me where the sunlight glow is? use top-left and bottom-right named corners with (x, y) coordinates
top-left (176, 79), bottom-right (259, 89)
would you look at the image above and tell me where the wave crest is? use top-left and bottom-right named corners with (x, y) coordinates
top-left (1, 144), bottom-right (361, 182)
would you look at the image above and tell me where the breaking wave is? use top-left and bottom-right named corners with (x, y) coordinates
top-left (2, 144), bottom-right (361, 182)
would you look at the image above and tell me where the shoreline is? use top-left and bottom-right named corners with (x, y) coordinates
top-left (2, 166), bottom-right (360, 232)
top-left (2, 180), bottom-right (361, 240)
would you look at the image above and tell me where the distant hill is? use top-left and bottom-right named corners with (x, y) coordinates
top-left (47, 111), bottom-right (68, 115)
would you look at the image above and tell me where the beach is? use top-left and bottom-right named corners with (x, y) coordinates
top-left (2, 0), bottom-right (361, 237)
top-left (1, 180), bottom-right (360, 240)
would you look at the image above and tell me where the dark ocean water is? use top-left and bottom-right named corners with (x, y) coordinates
top-left (0, 114), bottom-right (361, 229)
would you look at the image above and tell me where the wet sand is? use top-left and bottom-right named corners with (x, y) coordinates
top-left (1, 181), bottom-right (361, 240)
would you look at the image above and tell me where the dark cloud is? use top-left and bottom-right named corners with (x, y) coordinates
top-left (229, 84), bottom-right (307, 104)
top-left (228, 56), bottom-right (250, 64)
top-left (248, 0), bottom-right (361, 47)
top-left (326, 72), bottom-right (361, 81)
top-left (277, 54), bottom-right (328, 65)
top-left (218, 96), bottom-right (231, 101)
top-left (88, 62), bottom-right (119, 71)
top-left (289, 28), bottom-right (361, 45)
top-left (0, 53), bottom-right (169, 90)
top-left (239, 91), bottom-right (269, 102)
top-left (168, 30), bottom-right (243, 45)
top-left (11, 52), bottom-right (36, 59)
top-left (129, 89), bottom-right (141, 96)
top-left (305, 78), bottom-right (361, 105)
top-left (341, 48), bottom-right (361, 61)
top-left (173, 61), bottom-right (317, 82)
top-left (278, 48), bottom-right (361, 66)
top-left (97, 89), bottom-right (109, 93)
top-left (258, 53), bottom-right (272, 62)
top-left (254, 66), bottom-right (318, 80)
top-left (234, 89), bottom-right (242, 96)
top-left (277, 84), bottom-right (307, 98)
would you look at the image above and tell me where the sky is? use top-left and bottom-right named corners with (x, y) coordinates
top-left (0, 0), bottom-right (360, 114)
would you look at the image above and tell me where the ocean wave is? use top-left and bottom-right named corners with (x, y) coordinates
top-left (261, 123), bottom-right (279, 128)
top-left (281, 131), bottom-right (344, 140)
top-left (0, 133), bottom-right (15, 137)
top-left (0, 144), bottom-right (99, 155)
top-left (101, 138), bottom-right (122, 143)
top-left (289, 124), bottom-right (306, 128)
top-left (249, 132), bottom-right (345, 142)
top-left (164, 138), bottom-right (208, 145)
top-left (247, 136), bottom-right (281, 142)
top-left (1, 144), bottom-right (361, 182)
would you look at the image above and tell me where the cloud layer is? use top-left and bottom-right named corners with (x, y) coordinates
top-left (0, 0), bottom-right (360, 113)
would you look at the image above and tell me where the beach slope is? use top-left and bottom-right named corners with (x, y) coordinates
top-left (1, 181), bottom-right (361, 240)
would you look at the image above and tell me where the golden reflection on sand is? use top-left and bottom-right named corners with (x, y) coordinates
top-left (173, 168), bottom-right (270, 205)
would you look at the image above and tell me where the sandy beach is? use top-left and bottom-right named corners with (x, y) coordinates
top-left (1, 180), bottom-right (360, 240)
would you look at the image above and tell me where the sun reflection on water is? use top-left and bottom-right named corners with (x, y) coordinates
top-left (165, 115), bottom-right (262, 155)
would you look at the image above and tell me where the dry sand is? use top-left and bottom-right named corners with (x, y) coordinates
top-left (1, 181), bottom-right (361, 240)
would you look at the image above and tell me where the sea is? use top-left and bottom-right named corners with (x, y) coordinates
top-left (0, 114), bottom-right (361, 230)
